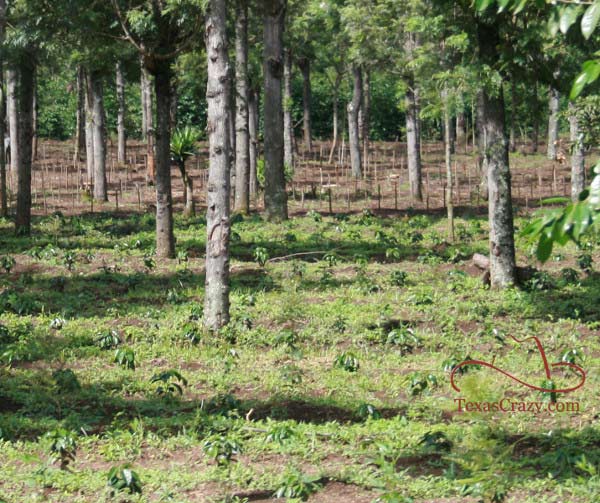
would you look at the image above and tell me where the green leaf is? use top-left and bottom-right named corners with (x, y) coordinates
top-left (537, 233), bottom-right (554, 263)
top-left (560, 6), bottom-right (580, 34)
top-left (582, 2), bottom-right (600, 39)
top-left (476, 0), bottom-right (495, 12)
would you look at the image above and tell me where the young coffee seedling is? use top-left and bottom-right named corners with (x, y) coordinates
top-left (0, 255), bottom-right (16, 274)
top-left (203, 435), bottom-right (242, 467)
top-left (45, 429), bottom-right (77, 470)
top-left (96, 330), bottom-right (121, 350)
top-left (62, 251), bottom-right (77, 271)
top-left (114, 348), bottom-right (135, 370)
top-left (334, 351), bottom-right (360, 372)
top-left (107, 464), bottom-right (142, 495)
top-left (356, 403), bottom-right (382, 420)
top-left (274, 468), bottom-right (322, 501)
top-left (253, 246), bottom-right (269, 267)
top-left (149, 369), bottom-right (188, 396)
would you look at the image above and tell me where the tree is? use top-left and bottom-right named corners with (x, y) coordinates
top-left (234, 0), bottom-right (250, 214)
top-left (263, 0), bottom-right (288, 221)
top-left (283, 47), bottom-right (294, 171)
top-left (112, 0), bottom-right (202, 258)
top-left (87, 69), bottom-right (107, 202)
top-left (204, 0), bottom-right (232, 330)
top-left (0, 0), bottom-right (7, 218)
top-left (547, 85), bottom-right (560, 160)
top-left (347, 64), bottom-right (362, 178)
top-left (116, 61), bottom-right (127, 164)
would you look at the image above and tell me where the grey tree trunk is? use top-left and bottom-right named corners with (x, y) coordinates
top-left (116, 61), bottom-right (126, 164)
top-left (406, 82), bottom-right (422, 201)
top-left (347, 65), bottom-right (362, 178)
top-left (32, 71), bottom-right (37, 161)
top-left (84, 69), bottom-right (94, 187)
top-left (532, 82), bottom-right (539, 153)
top-left (0, 0), bottom-right (7, 217)
top-left (141, 63), bottom-right (155, 180)
top-left (547, 87), bottom-right (559, 160)
top-left (569, 102), bottom-right (585, 201)
top-left (248, 88), bottom-right (259, 199)
top-left (170, 79), bottom-right (178, 130)
top-left (478, 22), bottom-right (516, 288)
top-left (476, 90), bottom-right (488, 199)
top-left (89, 71), bottom-right (107, 201)
top-left (442, 88), bottom-right (454, 242)
top-left (204, 0), bottom-right (232, 330)
top-left (328, 73), bottom-right (341, 164)
top-left (15, 60), bottom-right (34, 235)
top-left (228, 82), bottom-right (236, 201)
top-left (7, 68), bottom-right (18, 174)
top-left (509, 79), bottom-right (517, 153)
top-left (153, 61), bottom-right (175, 258)
top-left (362, 69), bottom-right (371, 164)
top-left (234, 0), bottom-right (250, 214)
top-left (263, 0), bottom-right (288, 221)
top-left (74, 66), bottom-right (86, 162)
top-left (140, 60), bottom-right (148, 140)
top-left (298, 57), bottom-right (312, 152)
top-left (283, 48), bottom-right (294, 170)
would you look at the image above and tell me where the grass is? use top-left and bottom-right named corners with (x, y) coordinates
top-left (0, 207), bottom-right (599, 503)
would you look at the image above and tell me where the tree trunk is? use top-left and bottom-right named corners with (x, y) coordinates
top-left (74, 66), bottom-right (86, 162)
top-left (141, 63), bottom-right (155, 180)
top-left (547, 87), bottom-right (559, 160)
top-left (298, 57), bottom-right (312, 152)
top-left (362, 69), bottom-right (371, 164)
top-left (204, 0), bottom-right (232, 330)
top-left (509, 79), bottom-right (517, 153)
top-left (478, 22), bottom-right (516, 288)
top-left (476, 90), bottom-right (488, 199)
top-left (328, 73), bottom-right (341, 164)
top-left (32, 70), bottom-right (37, 161)
top-left (89, 70), bottom-right (107, 201)
top-left (248, 87), bottom-right (259, 199)
top-left (179, 162), bottom-right (195, 217)
top-left (7, 68), bottom-right (18, 174)
top-left (263, 0), bottom-right (288, 221)
top-left (569, 102), bottom-right (585, 201)
top-left (283, 47), bottom-right (294, 171)
top-left (84, 69), bottom-right (94, 187)
top-left (532, 82), bottom-right (539, 153)
top-left (140, 60), bottom-right (148, 140)
top-left (116, 61), bottom-right (126, 164)
top-left (234, 0), bottom-right (250, 214)
top-left (14, 60), bottom-right (34, 235)
top-left (347, 65), bottom-right (362, 178)
top-left (442, 87), bottom-right (454, 242)
top-left (153, 61), bottom-right (175, 258)
top-left (406, 82), bottom-right (422, 201)
top-left (170, 79), bottom-right (178, 130)
top-left (0, 0), bottom-right (7, 217)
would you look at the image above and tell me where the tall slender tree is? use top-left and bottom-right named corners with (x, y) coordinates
top-left (116, 61), bottom-right (127, 164)
top-left (204, 0), bottom-right (232, 330)
top-left (347, 64), bottom-right (362, 178)
top-left (283, 47), bottom-right (294, 170)
top-left (234, 0), bottom-right (250, 214)
top-left (0, 0), bottom-right (7, 218)
top-left (263, 0), bottom-right (288, 221)
top-left (547, 86), bottom-right (560, 160)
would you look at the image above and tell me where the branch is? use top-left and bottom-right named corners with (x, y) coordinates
top-left (111, 0), bottom-right (145, 56)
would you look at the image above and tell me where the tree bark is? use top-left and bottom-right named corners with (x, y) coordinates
top-left (141, 62), bottom-right (155, 180)
top-left (569, 102), bottom-right (585, 201)
top-left (170, 79), bottom-right (178, 130)
top-left (248, 87), bottom-right (259, 199)
top-left (442, 87), bottom-right (454, 242)
top-left (476, 89), bottom-right (488, 199)
top-left (283, 47), bottom-right (294, 171)
top-left (456, 111), bottom-right (465, 152)
top-left (153, 61), bottom-right (175, 258)
top-left (532, 82), bottom-right (539, 153)
top-left (204, 0), bottom-right (232, 330)
top-left (14, 60), bottom-right (34, 235)
top-left (509, 79), bottom-right (517, 153)
top-left (328, 73), bottom-right (341, 164)
top-left (74, 66), bottom-right (86, 162)
top-left (178, 161), bottom-right (195, 217)
top-left (32, 70), bottom-right (37, 161)
top-left (547, 87), bottom-right (559, 160)
top-left (298, 57), bottom-right (312, 152)
top-left (263, 0), bottom-right (288, 221)
top-left (7, 68), bottom-right (18, 174)
top-left (362, 69), bottom-right (371, 164)
top-left (89, 70), bottom-right (107, 201)
top-left (0, 0), bottom-right (7, 217)
top-left (347, 65), bottom-right (362, 178)
top-left (406, 82), bottom-right (422, 201)
top-left (234, 0), bottom-right (250, 214)
top-left (478, 22), bottom-right (516, 288)
top-left (116, 61), bottom-right (127, 164)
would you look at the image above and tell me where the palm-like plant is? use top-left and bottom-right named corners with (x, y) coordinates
top-left (171, 127), bottom-right (200, 217)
